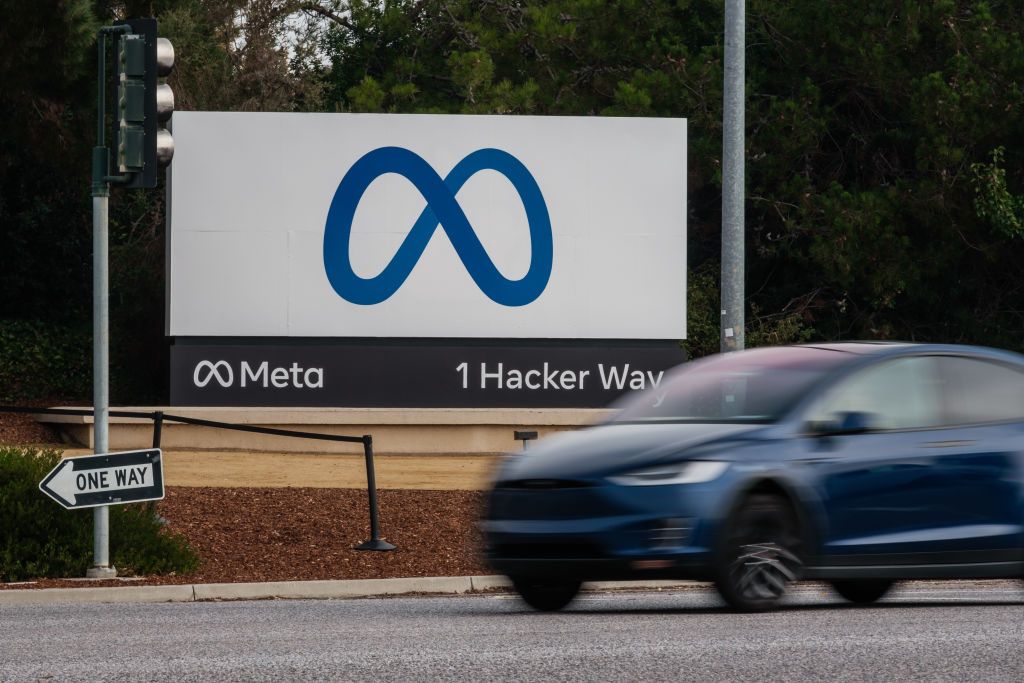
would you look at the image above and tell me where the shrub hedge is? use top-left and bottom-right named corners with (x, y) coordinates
top-left (0, 319), bottom-right (91, 403)
top-left (0, 446), bottom-right (198, 581)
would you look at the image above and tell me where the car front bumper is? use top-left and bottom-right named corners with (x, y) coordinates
top-left (481, 481), bottom-right (725, 581)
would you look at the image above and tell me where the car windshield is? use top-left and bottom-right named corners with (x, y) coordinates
top-left (611, 347), bottom-right (856, 423)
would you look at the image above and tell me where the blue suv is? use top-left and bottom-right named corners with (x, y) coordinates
top-left (483, 343), bottom-right (1024, 611)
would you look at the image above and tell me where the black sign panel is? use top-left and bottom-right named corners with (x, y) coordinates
top-left (170, 342), bottom-right (686, 408)
top-left (39, 449), bottom-right (165, 510)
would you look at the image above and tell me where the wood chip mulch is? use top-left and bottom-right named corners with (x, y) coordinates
top-left (2, 487), bottom-right (491, 589)
top-left (0, 410), bottom-right (60, 446)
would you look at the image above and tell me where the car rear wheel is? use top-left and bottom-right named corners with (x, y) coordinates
top-left (714, 493), bottom-right (803, 612)
top-left (510, 577), bottom-right (582, 612)
top-left (830, 579), bottom-right (894, 604)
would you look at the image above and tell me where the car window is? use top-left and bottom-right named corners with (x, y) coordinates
top-left (936, 356), bottom-right (1024, 426)
top-left (611, 346), bottom-right (855, 423)
top-left (806, 356), bottom-right (942, 431)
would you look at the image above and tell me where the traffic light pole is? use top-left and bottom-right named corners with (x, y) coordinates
top-left (87, 19), bottom-right (175, 579)
top-left (88, 25), bottom-right (129, 579)
top-left (88, 193), bottom-right (114, 579)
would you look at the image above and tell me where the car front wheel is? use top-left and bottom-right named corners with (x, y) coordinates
top-left (714, 493), bottom-right (803, 612)
top-left (831, 579), bottom-right (894, 604)
top-left (510, 577), bottom-right (582, 611)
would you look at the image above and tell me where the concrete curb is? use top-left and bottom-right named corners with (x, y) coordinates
top-left (0, 584), bottom-right (196, 606)
top-left (0, 576), bottom-right (699, 606)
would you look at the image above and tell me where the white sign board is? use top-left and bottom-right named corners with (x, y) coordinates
top-left (168, 112), bottom-right (686, 339)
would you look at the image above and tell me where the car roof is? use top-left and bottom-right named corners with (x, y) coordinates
top-left (797, 341), bottom-right (917, 355)
top-left (794, 341), bottom-right (1024, 365)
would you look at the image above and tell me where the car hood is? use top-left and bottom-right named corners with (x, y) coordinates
top-left (496, 422), bottom-right (767, 482)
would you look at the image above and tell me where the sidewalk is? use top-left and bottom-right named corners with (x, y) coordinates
top-left (0, 575), bottom-right (698, 605)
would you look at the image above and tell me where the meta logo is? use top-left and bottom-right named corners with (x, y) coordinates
top-left (193, 360), bottom-right (324, 390)
top-left (323, 147), bottom-right (553, 307)
top-left (193, 360), bottom-right (233, 388)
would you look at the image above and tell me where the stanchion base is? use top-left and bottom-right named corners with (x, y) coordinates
top-left (86, 565), bottom-right (117, 579)
top-left (355, 539), bottom-right (397, 551)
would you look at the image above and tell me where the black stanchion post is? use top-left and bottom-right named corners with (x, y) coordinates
top-left (152, 411), bottom-right (164, 448)
top-left (147, 411), bottom-right (165, 519)
top-left (355, 435), bottom-right (396, 551)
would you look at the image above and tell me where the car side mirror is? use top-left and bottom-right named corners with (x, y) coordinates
top-left (810, 410), bottom-right (877, 437)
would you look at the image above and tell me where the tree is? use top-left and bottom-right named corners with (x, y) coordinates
top-left (319, 0), bottom-right (1024, 351)
top-left (3, 1), bottom-right (1024, 403)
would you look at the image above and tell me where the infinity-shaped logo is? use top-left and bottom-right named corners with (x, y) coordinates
top-left (323, 147), bottom-right (553, 306)
top-left (193, 360), bottom-right (233, 388)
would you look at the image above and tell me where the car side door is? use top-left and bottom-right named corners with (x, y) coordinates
top-left (797, 356), bottom-right (950, 563)
top-left (923, 355), bottom-right (1024, 561)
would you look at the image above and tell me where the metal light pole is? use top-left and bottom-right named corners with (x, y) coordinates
top-left (87, 20), bottom-right (176, 578)
top-left (721, 0), bottom-right (745, 352)
top-left (87, 25), bottom-right (128, 579)
top-left (88, 191), bottom-right (114, 579)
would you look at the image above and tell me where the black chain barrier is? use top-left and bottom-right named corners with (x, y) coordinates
top-left (0, 405), bottom-right (395, 551)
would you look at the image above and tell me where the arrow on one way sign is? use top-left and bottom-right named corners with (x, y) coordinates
top-left (39, 449), bottom-right (164, 510)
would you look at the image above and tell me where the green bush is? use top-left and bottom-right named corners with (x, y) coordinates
top-left (0, 319), bottom-right (92, 403)
top-left (0, 316), bottom-right (168, 404)
top-left (0, 446), bottom-right (199, 581)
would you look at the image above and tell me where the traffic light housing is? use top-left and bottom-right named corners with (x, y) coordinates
top-left (113, 18), bottom-right (174, 189)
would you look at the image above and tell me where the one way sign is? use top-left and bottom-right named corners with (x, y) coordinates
top-left (39, 449), bottom-right (165, 510)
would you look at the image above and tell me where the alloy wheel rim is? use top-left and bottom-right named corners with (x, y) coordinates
top-left (729, 541), bottom-right (802, 601)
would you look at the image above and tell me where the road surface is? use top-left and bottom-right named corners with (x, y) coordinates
top-left (1, 581), bottom-right (1021, 682)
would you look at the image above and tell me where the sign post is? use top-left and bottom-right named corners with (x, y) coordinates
top-left (89, 19), bottom-right (176, 577)
top-left (39, 450), bottom-right (165, 510)
top-left (90, 23), bottom-right (129, 578)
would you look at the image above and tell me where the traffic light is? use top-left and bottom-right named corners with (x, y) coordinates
top-left (114, 18), bottom-right (175, 189)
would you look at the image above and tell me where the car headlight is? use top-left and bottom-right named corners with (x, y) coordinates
top-left (608, 461), bottom-right (729, 486)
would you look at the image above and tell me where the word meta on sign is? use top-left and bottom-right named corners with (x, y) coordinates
top-left (324, 147), bottom-right (552, 307)
top-left (193, 360), bottom-right (324, 389)
top-left (39, 449), bottom-right (165, 510)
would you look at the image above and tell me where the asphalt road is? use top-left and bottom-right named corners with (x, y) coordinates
top-left (1, 581), bottom-right (1021, 682)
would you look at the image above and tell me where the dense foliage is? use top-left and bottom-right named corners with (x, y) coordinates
top-left (0, 320), bottom-right (92, 402)
top-left (0, 446), bottom-right (198, 581)
top-left (1, 1), bottom-right (1023, 400)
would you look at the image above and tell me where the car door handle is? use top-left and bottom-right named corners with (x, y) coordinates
top-left (793, 456), bottom-right (838, 465)
top-left (920, 440), bottom-right (976, 449)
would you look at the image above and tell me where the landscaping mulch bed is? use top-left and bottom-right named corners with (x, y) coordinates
top-left (1, 486), bottom-right (491, 589)
top-left (1, 417), bottom-right (493, 590)
top-left (0, 409), bottom-right (59, 446)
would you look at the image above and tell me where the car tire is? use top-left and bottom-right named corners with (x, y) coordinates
top-left (830, 579), bottom-right (894, 604)
top-left (714, 493), bottom-right (803, 612)
top-left (511, 577), bottom-right (582, 612)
